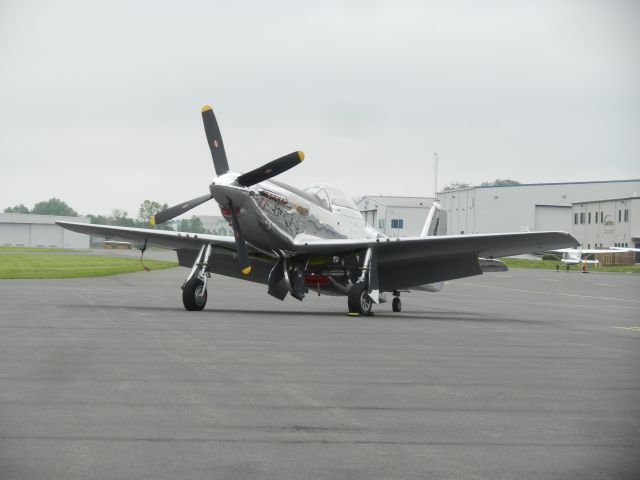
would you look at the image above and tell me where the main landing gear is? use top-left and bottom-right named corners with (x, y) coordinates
top-left (348, 282), bottom-right (373, 316)
top-left (349, 247), bottom-right (405, 316)
top-left (183, 277), bottom-right (208, 311)
top-left (182, 244), bottom-right (212, 311)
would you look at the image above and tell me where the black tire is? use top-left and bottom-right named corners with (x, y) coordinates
top-left (348, 282), bottom-right (372, 315)
top-left (392, 297), bottom-right (401, 312)
top-left (182, 278), bottom-right (207, 311)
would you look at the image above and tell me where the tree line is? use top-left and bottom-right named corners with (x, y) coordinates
top-left (3, 198), bottom-right (229, 234)
top-left (442, 179), bottom-right (521, 191)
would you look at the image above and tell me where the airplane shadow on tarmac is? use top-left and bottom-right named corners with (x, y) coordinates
top-left (60, 303), bottom-right (519, 323)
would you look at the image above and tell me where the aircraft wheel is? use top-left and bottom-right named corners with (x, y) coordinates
top-left (183, 278), bottom-right (207, 311)
top-left (348, 282), bottom-right (372, 316)
top-left (392, 297), bottom-right (401, 312)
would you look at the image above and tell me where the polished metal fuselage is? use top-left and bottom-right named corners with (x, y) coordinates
top-left (210, 174), bottom-right (379, 256)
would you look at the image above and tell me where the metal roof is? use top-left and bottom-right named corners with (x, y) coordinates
top-left (438, 179), bottom-right (640, 194)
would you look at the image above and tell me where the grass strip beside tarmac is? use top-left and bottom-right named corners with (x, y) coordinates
top-left (501, 258), bottom-right (640, 273)
top-left (0, 254), bottom-right (178, 279)
top-left (0, 247), bottom-right (74, 253)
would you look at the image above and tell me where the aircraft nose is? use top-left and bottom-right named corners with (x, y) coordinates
top-left (210, 183), bottom-right (250, 207)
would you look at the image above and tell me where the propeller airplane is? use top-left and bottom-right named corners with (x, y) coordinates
top-left (553, 247), bottom-right (634, 265)
top-left (58, 105), bottom-right (579, 315)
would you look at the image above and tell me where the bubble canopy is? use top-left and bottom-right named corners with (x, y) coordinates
top-left (303, 185), bottom-right (359, 210)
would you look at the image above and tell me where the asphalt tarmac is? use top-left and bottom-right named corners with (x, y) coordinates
top-left (0, 264), bottom-right (638, 479)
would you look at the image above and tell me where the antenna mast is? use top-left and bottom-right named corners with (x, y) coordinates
top-left (433, 152), bottom-right (439, 200)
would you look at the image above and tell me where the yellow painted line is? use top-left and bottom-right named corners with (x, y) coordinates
top-left (615, 327), bottom-right (640, 332)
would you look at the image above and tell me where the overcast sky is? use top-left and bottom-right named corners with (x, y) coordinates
top-left (1, 0), bottom-right (638, 218)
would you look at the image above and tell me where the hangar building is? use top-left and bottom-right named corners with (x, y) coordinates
top-left (357, 196), bottom-right (434, 237)
top-left (437, 179), bottom-right (640, 235)
top-left (572, 196), bottom-right (639, 253)
top-left (0, 213), bottom-right (90, 249)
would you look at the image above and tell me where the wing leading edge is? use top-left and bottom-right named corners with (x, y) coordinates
top-left (56, 221), bottom-right (237, 251)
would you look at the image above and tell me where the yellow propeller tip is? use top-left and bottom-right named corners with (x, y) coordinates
top-left (241, 266), bottom-right (252, 275)
top-left (297, 151), bottom-right (305, 161)
top-left (149, 216), bottom-right (156, 226)
top-left (201, 105), bottom-right (212, 113)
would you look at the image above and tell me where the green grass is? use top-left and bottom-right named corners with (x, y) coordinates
top-left (0, 254), bottom-right (178, 279)
top-left (501, 258), bottom-right (640, 274)
top-left (0, 246), bottom-right (75, 253)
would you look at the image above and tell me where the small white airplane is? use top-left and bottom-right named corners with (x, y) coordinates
top-left (553, 247), bottom-right (635, 265)
top-left (58, 105), bottom-right (578, 315)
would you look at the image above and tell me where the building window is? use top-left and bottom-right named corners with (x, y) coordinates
top-left (378, 219), bottom-right (385, 229)
top-left (588, 212), bottom-right (591, 224)
top-left (595, 212), bottom-right (598, 224)
top-left (391, 219), bottom-right (403, 229)
top-left (618, 210), bottom-right (622, 222)
top-left (600, 211), bottom-right (604, 223)
top-left (580, 212), bottom-right (585, 224)
top-left (574, 213), bottom-right (578, 225)
top-left (624, 209), bottom-right (629, 222)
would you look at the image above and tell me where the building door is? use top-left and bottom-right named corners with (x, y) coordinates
top-left (31, 224), bottom-right (64, 248)
top-left (1, 223), bottom-right (30, 246)
top-left (534, 205), bottom-right (571, 231)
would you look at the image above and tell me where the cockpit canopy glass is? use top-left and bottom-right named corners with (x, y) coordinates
top-left (303, 185), bottom-right (358, 210)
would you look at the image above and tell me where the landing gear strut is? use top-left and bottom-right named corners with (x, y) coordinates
top-left (182, 244), bottom-right (212, 311)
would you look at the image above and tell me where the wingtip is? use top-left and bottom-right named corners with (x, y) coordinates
top-left (201, 105), bottom-right (212, 113)
top-left (149, 216), bottom-right (156, 226)
top-left (297, 151), bottom-right (305, 161)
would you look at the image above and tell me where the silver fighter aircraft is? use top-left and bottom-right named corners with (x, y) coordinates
top-left (58, 105), bottom-right (578, 315)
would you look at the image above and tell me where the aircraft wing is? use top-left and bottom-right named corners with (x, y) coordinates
top-left (295, 231), bottom-right (578, 289)
top-left (296, 231), bottom-right (578, 259)
top-left (56, 221), bottom-right (237, 251)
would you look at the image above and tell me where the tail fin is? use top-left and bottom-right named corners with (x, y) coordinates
top-left (420, 202), bottom-right (447, 237)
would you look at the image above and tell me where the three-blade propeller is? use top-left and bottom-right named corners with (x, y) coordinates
top-left (149, 105), bottom-right (304, 274)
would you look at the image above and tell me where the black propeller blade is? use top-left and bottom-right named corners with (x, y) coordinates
top-left (150, 193), bottom-right (213, 226)
top-left (201, 105), bottom-right (230, 176)
top-left (227, 200), bottom-right (252, 275)
top-left (236, 151), bottom-right (304, 187)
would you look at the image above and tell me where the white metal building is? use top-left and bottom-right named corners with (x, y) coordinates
top-left (437, 179), bottom-right (640, 235)
top-left (357, 196), bottom-right (434, 237)
top-left (0, 213), bottom-right (90, 249)
top-left (572, 196), bottom-right (639, 253)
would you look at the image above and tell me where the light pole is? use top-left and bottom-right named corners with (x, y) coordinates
top-left (433, 152), bottom-right (439, 200)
